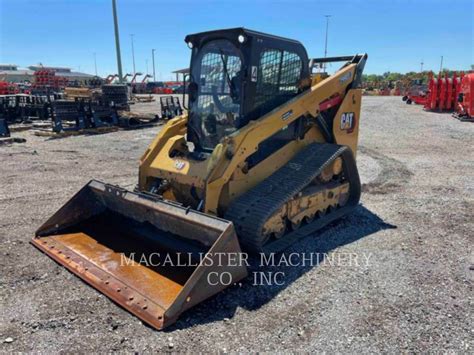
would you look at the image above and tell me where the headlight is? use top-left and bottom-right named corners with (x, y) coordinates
top-left (187, 41), bottom-right (193, 49)
top-left (238, 35), bottom-right (246, 43)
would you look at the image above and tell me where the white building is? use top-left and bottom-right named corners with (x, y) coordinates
top-left (0, 64), bottom-right (96, 84)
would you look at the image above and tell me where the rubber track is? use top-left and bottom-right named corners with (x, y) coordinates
top-left (224, 143), bottom-right (361, 254)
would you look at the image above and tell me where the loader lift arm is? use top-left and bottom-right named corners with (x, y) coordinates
top-left (205, 55), bottom-right (367, 214)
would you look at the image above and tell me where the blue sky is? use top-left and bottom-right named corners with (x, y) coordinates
top-left (0, 0), bottom-right (472, 79)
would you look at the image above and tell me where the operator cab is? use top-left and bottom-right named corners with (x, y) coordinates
top-left (185, 28), bottom-right (310, 152)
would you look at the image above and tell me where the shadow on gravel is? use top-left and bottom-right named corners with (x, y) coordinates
top-left (165, 204), bottom-right (396, 331)
top-left (359, 146), bottom-right (413, 195)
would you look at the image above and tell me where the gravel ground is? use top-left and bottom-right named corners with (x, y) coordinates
top-left (0, 96), bottom-right (472, 352)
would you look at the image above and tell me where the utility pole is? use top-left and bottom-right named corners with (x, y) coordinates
top-left (112, 0), bottom-right (123, 83)
top-left (323, 15), bottom-right (332, 71)
top-left (152, 49), bottom-right (156, 82)
top-left (439, 56), bottom-right (443, 73)
top-left (420, 59), bottom-right (424, 73)
top-left (93, 52), bottom-right (98, 76)
top-left (130, 34), bottom-right (136, 76)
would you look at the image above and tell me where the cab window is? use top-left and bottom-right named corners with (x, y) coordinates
top-left (254, 49), bottom-right (303, 116)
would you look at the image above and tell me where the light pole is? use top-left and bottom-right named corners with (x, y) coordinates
top-left (93, 52), bottom-right (98, 76)
top-left (420, 59), bottom-right (424, 72)
top-left (323, 15), bottom-right (332, 71)
top-left (111, 0), bottom-right (123, 83)
top-left (152, 49), bottom-right (156, 82)
top-left (439, 56), bottom-right (443, 73)
top-left (130, 34), bottom-right (136, 75)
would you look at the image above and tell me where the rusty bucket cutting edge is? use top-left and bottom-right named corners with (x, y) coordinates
top-left (31, 180), bottom-right (248, 330)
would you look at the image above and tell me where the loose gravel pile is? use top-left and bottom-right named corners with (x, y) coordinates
top-left (0, 96), bottom-right (472, 352)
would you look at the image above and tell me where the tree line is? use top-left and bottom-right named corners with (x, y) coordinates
top-left (362, 70), bottom-right (466, 85)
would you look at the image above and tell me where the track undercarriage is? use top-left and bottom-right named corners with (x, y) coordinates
top-left (226, 143), bottom-right (361, 253)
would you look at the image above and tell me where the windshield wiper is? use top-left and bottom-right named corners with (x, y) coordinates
top-left (219, 50), bottom-right (236, 99)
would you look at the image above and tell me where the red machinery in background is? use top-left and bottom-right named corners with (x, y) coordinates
top-left (404, 70), bottom-right (473, 121)
top-left (406, 94), bottom-right (427, 105)
top-left (132, 74), bottom-right (152, 94)
top-left (403, 71), bottom-right (471, 115)
top-left (31, 69), bottom-right (68, 91)
top-left (437, 73), bottom-right (447, 111)
top-left (379, 87), bottom-right (391, 96)
top-left (445, 73), bottom-right (453, 111)
top-left (153, 86), bottom-right (173, 94)
top-left (0, 81), bottom-right (20, 95)
top-left (452, 72), bottom-right (463, 112)
top-left (424, 72), bottom-right (439, 110)
top-left (105, 74), bottom-right (118, 84)
top-left (392, 87), bottom-right (401, 96)
top-left (403, 78), bottom-right (428, 105)
top-left (453, 73), bottom-right (474, 121)
top-left (423, 72), bottom-right (466, 112)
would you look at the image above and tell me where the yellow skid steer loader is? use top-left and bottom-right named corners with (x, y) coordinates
top-left (32, 28), bottom-right (367, 330)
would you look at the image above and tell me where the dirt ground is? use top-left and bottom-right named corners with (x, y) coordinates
top-left (0, 96), bottom-right (473, 352)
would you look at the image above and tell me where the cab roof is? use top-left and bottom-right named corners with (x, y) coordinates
top-left (184, 27), bottom-right (306, 50)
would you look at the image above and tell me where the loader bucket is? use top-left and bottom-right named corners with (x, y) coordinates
top-left (32, 180), bottom-right (248, 330)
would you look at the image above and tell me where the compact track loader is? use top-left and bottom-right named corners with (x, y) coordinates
top-left (32, 28), bottom-right (367, 329)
